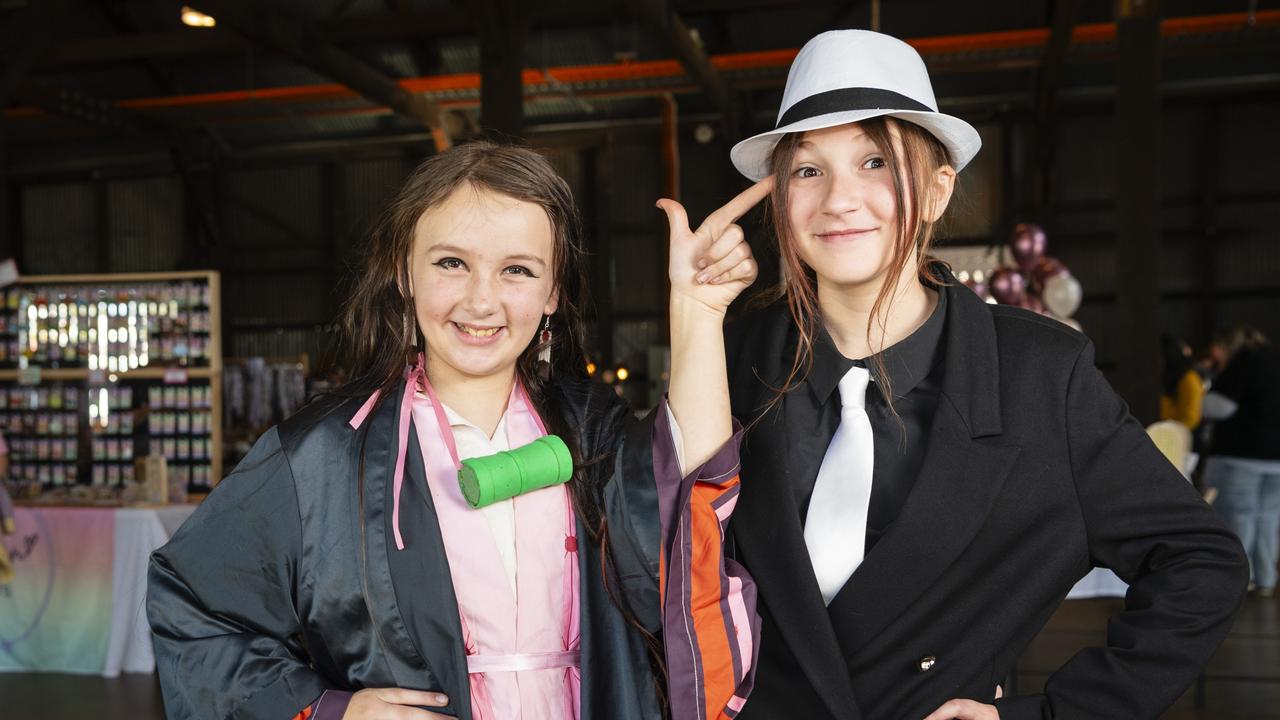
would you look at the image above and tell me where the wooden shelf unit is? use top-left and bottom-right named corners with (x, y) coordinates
top-left (0, 270), bottom-right (223, 487)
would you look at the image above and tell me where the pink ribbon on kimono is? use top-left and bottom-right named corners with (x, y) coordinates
top-left (347, 358), bottom-right (428, 550)
top-left (466, 649), bottom-right (581, 673)
top-left (347, 357), bottom-right (553, 551)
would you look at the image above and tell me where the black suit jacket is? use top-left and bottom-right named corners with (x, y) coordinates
top-left (725, 279), bottom-right (1248, 720)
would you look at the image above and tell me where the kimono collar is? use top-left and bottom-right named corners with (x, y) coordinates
top-left (346, 355), bottom-right (546, 550)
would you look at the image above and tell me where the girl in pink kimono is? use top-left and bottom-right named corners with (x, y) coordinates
top-left (148, 142), bottom-right (764, 720)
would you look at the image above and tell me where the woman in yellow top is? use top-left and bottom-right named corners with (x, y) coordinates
top-left (1161, 334), bottom-right (1204, 429)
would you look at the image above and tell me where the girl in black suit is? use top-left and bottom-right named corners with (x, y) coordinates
top-left (719, 30), bottom-right (1248, 720)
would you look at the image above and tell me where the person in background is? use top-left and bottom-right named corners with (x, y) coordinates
top-left (1203, 326), bottom-right (1280, 598)
top-left (1160, 334), bottom-right (1204, 431)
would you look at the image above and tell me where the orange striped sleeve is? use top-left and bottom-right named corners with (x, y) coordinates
top-left (657, 410), bottom-right (759, 720)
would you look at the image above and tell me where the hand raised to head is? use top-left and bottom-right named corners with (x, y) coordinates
top-left (658, 175), bottom-right (774, 316)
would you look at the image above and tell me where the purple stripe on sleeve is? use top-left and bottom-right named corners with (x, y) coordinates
top-left (310, 690), bottom-right (352, 720)
top-left (652, 401), bottom-right (685, 533)
top-left (653, 402), bottom-right (702, 715)
top-left (655, 397), bottom-right (757, 720)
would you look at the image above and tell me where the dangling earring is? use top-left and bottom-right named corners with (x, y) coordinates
top-left (405, 310), bottom-right (421, 366)
top-left (537, 315), bottom-right (553, 375)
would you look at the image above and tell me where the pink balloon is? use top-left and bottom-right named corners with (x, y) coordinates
top-left (1010, 223), bottom-right (1048, 272)
top-left (1030, 256), bottom-right (1068, 292)
top-left (988, 267), bottom-right (1026, 306)
top-left (962, 277), bottom-right (990, 301)
top-left (1022, 294), bottom-right (1046, 314)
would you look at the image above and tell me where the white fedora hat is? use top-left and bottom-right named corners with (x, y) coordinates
top-left (730, 30), bottom-right (982, 181)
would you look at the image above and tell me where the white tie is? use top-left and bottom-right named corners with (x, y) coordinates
top-left (803, 365), bottom-right (875, 606)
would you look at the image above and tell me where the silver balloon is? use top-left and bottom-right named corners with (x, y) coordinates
top-left (1042, 273), bottom-right (1083, 318)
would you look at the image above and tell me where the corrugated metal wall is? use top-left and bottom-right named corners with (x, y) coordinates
top-left (1053, 99), bottom-right (1280, 361)
top-left (224, 273), bottom-right (332, 326)
top-left (21, 182), bottom-right (96, 274)
top-left (340, 156), bottom-right (415, 263)
top-left (606, 141), bottom-right (663, 316)
top-left (227, 165), bottom-right (323, 250)
top-left (108, 177), bottom-right (184, 272)
top-left (229, 326), bottom-right (338, 362)
top-left (949, 122), bottom-right (1002, 241)
top-left (221, 163), bottom-right (328, 362)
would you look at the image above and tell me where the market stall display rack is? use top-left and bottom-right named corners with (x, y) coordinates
top-left (0, 271), bottom-right (222, 496)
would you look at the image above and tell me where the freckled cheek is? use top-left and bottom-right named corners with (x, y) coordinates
top-left (414, 282), bottom-right (466, 325)
top-left (501, 283), bottom-right (551, 335)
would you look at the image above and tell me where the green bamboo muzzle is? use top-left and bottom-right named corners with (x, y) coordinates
top-left (458, 435), bottom-right (573, 509)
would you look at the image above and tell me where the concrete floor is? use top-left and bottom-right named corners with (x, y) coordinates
top-left (1, 593), bottom-right (1276, 719)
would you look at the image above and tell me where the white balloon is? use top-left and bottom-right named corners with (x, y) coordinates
top-left (1042, 273), bottom-right (1082, 318)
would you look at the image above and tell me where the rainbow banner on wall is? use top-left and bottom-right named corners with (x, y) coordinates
top-left (0, 507), bottom-right (115, 674)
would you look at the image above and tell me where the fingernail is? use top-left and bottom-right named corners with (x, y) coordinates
top-left (696, 259), bottom-right (707, 269)
top-left (696, 273), bottom-right (708, 284)
top-left (436, 694), bottom-right (449, 704)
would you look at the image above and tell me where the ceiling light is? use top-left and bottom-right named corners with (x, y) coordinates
top-left (181, 6), bottom-right (216, 28)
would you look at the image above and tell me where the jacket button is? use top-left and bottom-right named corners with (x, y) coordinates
top-left (918, 656), bottom-right (937, 673)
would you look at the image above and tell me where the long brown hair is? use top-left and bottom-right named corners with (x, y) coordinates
top-left (335, 141), bottom-right (667, 705)
top-left (763, 116), bottom-right (952, 412)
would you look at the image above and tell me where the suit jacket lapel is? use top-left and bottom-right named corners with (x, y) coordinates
top-left (827, 279), bottom-right (1018, 648)
top-left (826, 401), bottom-right (1020, 645)
top-left (733, 382), bottom-right (863, 720)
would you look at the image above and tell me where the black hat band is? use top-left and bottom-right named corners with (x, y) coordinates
top-left (776, 87), bottom-right (933, 129)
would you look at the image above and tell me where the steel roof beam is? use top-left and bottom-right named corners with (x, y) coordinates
top-left (630, 0), bottom-right (740, 137)
top-left (1, 0), bottom-right (74, 101)
top-left (174, 0), bottom-right (449, 149)
top-left (1030, 0), bottom-right (1086, 216)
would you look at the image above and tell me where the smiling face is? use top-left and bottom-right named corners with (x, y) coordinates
top-left (781, 119), bottom-right (955, 293)
top-left (409, 183), bottom-right (559, 387)
top-left (785, 122), bottom-right (907, 289)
